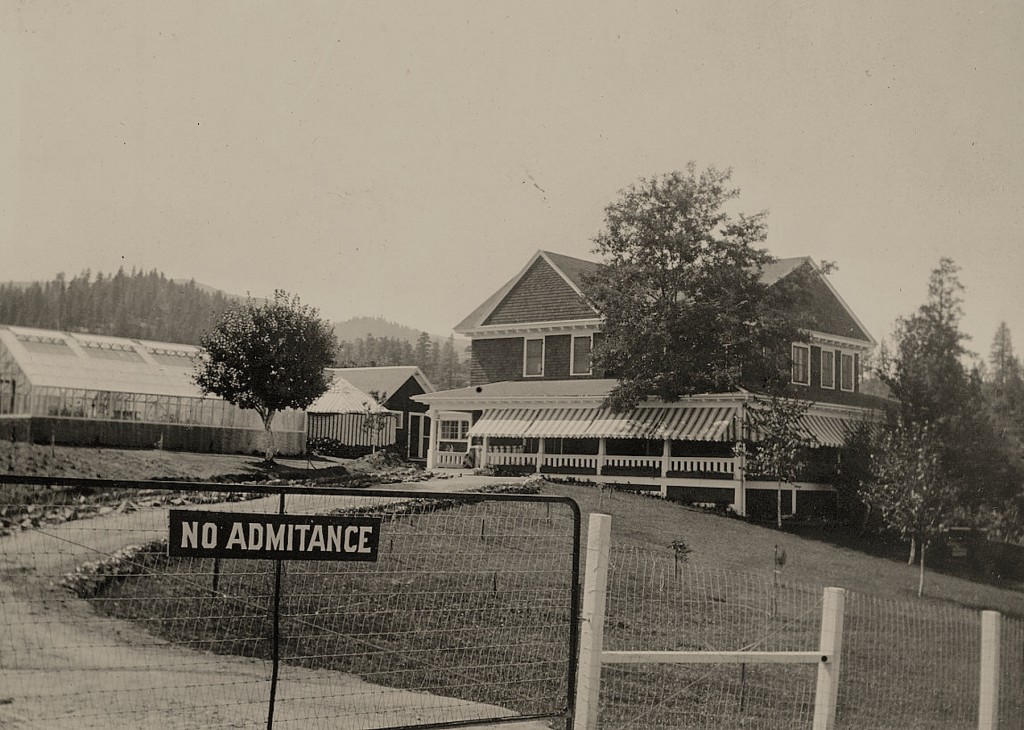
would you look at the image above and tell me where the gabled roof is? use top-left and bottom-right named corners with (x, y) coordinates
top-left (454, 250), bottom-right (601, 334)
top-left (0, 325), bottom-right (206, 398)
top-left (767, 257), bottom-right (875, 345)
top-left (326, 366), bottom-right (434, 399)
top-left (759, 256), bottom-right (813, 286)
top-left (307, 375), bottom-right (391, 414)
top-left (456, 250), bottom-right (873, 345)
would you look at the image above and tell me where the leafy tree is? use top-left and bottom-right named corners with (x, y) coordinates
top-left (878, 259), bottom-right (1019, 509)
top-left (860, 420), bottom-right (961, 597)
top-left (746, 395), bottom-right (814, 528)
top-left (195, 291), bottom-right (337, 461)
top-left (361, 390), bottom-right (394, 454)
top-left (981, 323), bottom-right (1024, 539)
top-left (584, 164), bottom-right (815, 410)
top-left (415, 331), bottom-right (432, 368)
top-left (879, 258), bottom-right (972, 434)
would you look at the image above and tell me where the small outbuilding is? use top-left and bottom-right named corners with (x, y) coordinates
top-left (324, 366), bottom-right (434, 461)
top-left (305, 375), bottom-right (399, 458)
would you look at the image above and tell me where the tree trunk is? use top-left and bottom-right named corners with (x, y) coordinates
top-left (908, 536), bottom-right (916, 565)
top-left (261, 411), bottom-right (277, 463)
top-left (918, 542), bottom-right (926, 597)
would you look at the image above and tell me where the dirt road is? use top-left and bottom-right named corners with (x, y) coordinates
top-left (0, 474), bottom-right (555, 729)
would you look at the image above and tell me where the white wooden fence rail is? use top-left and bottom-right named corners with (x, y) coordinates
top-left (572, 512), bottom-right (1006, 730)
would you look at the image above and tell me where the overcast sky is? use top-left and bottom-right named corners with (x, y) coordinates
top-left (2, 2), bottom-right (1022, 358)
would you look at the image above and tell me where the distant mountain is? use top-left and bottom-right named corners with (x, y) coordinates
top-left (333, 316), bottom-right (466, 348)
top-left (171, 279), bottom-right (264, 304)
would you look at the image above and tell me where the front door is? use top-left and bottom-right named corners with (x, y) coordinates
top-left (407, 414), bottom-right (428, 461)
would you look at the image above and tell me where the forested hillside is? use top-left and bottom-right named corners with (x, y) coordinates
top-left (0, 270), bottom-right (472, 389)
top-left (0, 269), bottom-right (236, 345)
top-left (335, 331), bottom-right (470, 390)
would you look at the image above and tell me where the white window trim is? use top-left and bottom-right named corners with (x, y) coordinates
top-left (791, 344), bottom-right (810, 386)
top-left (523, 337), bottom-right (545, 378)
top-left (840, 352), bottom-right (856, 392)
top-left (570, 334), bottom-right (593, 376)
top-left (820, 349), bottom-right (836, 390)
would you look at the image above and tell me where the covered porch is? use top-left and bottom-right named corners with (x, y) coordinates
top-left (413, 382), bottom-right (871, 517)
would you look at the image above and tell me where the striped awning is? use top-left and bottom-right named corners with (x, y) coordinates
top-left (468, 404), bottom-right (867, 446)
top-left (583, 408), bottom-right (666, 439)
top-left (745, 412), bottom-right (873, 448)
top-left (523, 408), bottom-right (599, 438)
top-left (653, 406), bottom-right (739, 441)
top-left (470, 405), bottom-right (745, 442)
top-left (799, 414), bottom-right (872, 447)
top-left (468, 408), bottom-right (538, 438)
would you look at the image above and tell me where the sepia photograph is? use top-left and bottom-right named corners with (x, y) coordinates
top-left (1, 2), bottom-right (1021, 728)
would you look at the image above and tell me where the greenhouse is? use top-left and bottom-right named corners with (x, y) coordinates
top-left (0, 325), bottom-right (305, 454)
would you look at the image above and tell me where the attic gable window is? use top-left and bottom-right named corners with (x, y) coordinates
top-left (571, 335), bottom-right (593, 376)
top-left (524, 338), bottom-right (544, 377)
top-left (791, 344), bottom-right (810, 386)
top-left (840, 352), bottom-right (856, 392)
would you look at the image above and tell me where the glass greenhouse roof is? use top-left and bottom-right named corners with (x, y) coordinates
top-left (0, 325), bottom-right (208, 399)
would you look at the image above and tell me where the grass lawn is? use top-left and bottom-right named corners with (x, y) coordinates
top-left (62, 476), bottom-right (1024, 728)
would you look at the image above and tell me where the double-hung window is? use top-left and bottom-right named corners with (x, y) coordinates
top-left (820, 349), bottom-right (835, 389)
top-left (840, 353), bottom-right (856, 392)
top-left (791, 344), bottom-right (810, 385)
top-left (571, 335), bottom-right (593, 376)
top-left (524, 338), bottom-right (544, 377)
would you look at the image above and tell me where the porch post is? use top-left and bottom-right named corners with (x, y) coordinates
top-left (426, 408), bottom-right (439, 469)
top-left (597, 437), bottom-right (606, 476)
top-left (480, 435), bottom-right (490, 468)
top-left (536, 436), bottom-right (545, 473)
top-left (791, 486), bottom-right (798, 517)
top-left (734, 409), bottom-right (747, 517)
top-left (661, 438), bottom-right (671, 478)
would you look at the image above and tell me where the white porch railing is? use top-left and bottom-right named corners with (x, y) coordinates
top-left (542, 455), bottom-right (598, 470)
top-left (668, 456), bottom-right (735, 475)
top-left (481, 451), bottom-right (737, 476)
top-left (435, 451), bottom-right (467, 468)
top-left (488, 452), bottom-right (539, 468)
top-left (602, 455), bottom-right (662, 470)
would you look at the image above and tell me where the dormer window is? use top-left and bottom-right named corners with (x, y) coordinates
top-left (571, 335), bottom-right (593, 376)
top-left (524, 338), bottom-right (544, 377)
top-left (840, 352), bottom-right (856, 392)
top-left (791, 344), bottom-right (810, 385)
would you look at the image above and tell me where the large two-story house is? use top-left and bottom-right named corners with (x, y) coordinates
top-left (412, 250), bottom-right (880, 517)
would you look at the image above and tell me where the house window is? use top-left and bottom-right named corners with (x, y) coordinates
top-left (524, 338), bottom-right (544, 377)
top-left (840, 353), bottom-right (856, 392)
top-left (571, 335), bottom-right (593, 376)
top-left (791, 344), bottom-right (810, 385)
top-left (820, 350), bottom-right (835, 389)
top-left (440, 419), bottom-right (469, 441)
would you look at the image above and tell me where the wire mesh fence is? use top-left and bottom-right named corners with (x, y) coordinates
top-left (837, 591), bottom-right (981, 729)
top-left (596, 544), bottom-right (1019, 730)
top-left (1000, 613), bottom-right (1024, 728)
top-left (0, 477), bottom-right (580, 730)
top-left (599, 546), bottom-right (823, 729)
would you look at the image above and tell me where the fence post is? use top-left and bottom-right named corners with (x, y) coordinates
top-left (574, 513), bottom-right (612, 730)
top-left (812, 586), bottom-right (846, 730)
top-left (978, 610), bottom-right (1001, 730)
